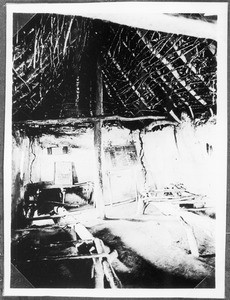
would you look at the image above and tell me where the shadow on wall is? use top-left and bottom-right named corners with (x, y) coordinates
top-left (11, 172), bottom-right (27, 229)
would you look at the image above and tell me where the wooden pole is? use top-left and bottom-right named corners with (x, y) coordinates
top-left (94, 61), bottom-right (105, 219)
top-left (15, 115), bottom-right (167, 126)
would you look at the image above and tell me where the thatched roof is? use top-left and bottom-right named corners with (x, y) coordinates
top-left (13, 13), bottom-right (217, 129)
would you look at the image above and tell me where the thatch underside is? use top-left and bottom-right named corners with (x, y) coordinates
top-left (13, 13), bottom-right (217, 129)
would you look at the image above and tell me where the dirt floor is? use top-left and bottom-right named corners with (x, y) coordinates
top-left (11, 200), bottom-right (215, 289)
top-left (80, 201), bottom-right (215, 288)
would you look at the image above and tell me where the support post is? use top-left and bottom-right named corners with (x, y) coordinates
top-left (94, 61), bottom-right (105, 219)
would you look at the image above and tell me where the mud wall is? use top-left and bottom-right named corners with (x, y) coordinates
top-left (140, 120), bottom-right (216, 203)
top-left (12, 132), bottom-right (31, 227)
top-left (102, 126), bottom-right (142, 204)
top-left (11, 119), bottom-right (217, 221)
top-left (103, 120), bottom-right (216, 203)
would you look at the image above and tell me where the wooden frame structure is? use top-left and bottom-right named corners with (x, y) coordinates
top-left (12, 13), bottom-right (217, 219)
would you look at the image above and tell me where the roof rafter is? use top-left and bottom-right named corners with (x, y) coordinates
top-left (136, 29), bottom-right (209, 108)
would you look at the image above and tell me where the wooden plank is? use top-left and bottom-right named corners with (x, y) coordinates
top-left (143, 196), bottom-right (196, 202)
top-left (93, 238), bottom-right (105, 288)
top-left (99, 239), bottom-right (122, 288)
top-left (74, 223), bottom-right (93, 240)
top-left (23, 252), bottom-right (108, 263)
top-left (179, 216), bottom-right (199, 257)
top-left (144, 200), bottom-right (204, 206)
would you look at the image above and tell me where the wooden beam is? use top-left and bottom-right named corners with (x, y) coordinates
top-left (93, 238), bottom-right (105, 288)
top-left (94, 62), bottom-right (105, 219)
top-left (24, 253), bottom-right (109, 262)
top-left (14, 115), bottom-right (166, 127)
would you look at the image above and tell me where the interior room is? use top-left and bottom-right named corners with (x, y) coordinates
top-left (10, 11), bottom-right (218, 289)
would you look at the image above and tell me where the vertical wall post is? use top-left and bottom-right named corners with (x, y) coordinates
top-left (94, 61), bottom-right (105, 219)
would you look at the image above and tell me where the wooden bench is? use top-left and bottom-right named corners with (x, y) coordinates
top-left (137, 186), bottom-right (206, 214)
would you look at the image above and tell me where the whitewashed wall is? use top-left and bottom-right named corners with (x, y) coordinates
top-left (12, 120), bottom-right (217, 212)
top-left (140, 121), bottom-right (216, 201)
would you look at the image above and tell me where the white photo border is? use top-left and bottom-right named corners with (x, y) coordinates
top-left (4, 2), bottom-right (228, 298)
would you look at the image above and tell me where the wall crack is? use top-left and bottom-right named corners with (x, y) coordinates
top-left (138, 130), bottom-right (147, 189)
top-left (29, 137), bottom-right (36, 183)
